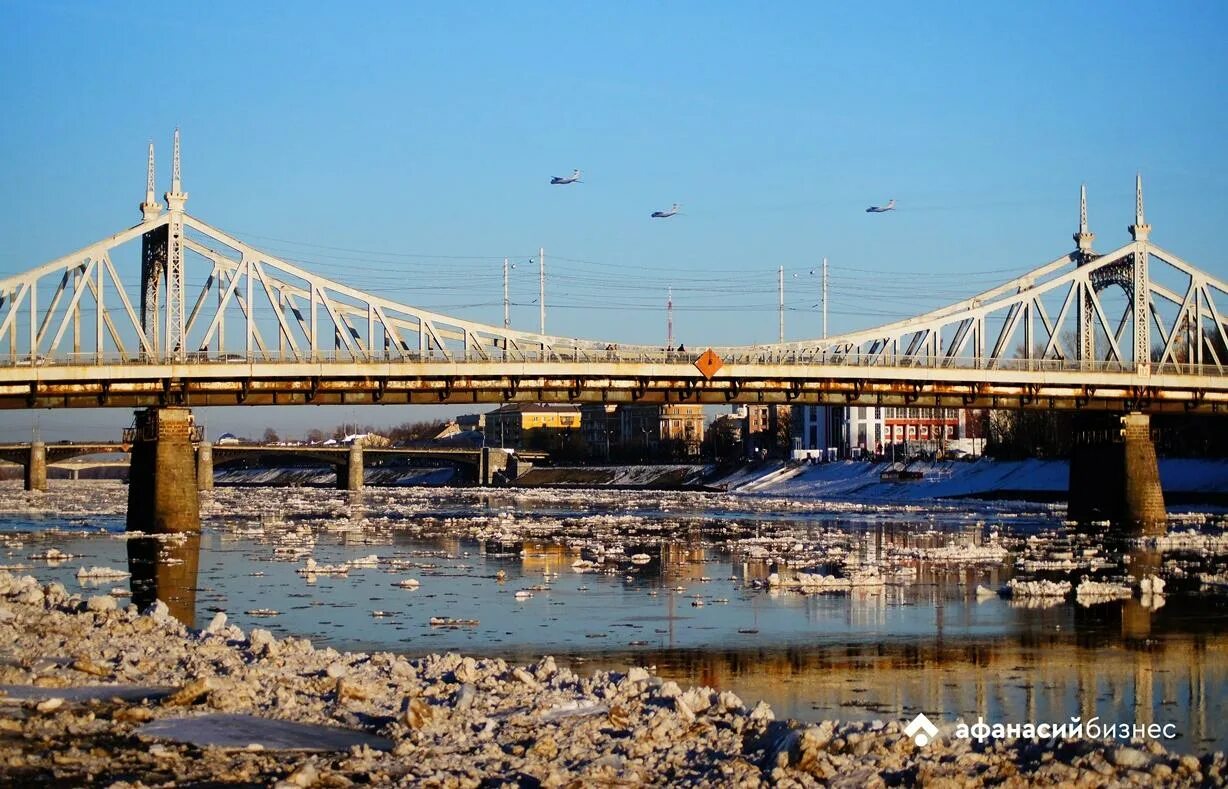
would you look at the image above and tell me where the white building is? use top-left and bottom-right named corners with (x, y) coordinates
top-left (792, 406), bottom-right (885, 459)
top-left (792, 405), bottom-right (978, 459)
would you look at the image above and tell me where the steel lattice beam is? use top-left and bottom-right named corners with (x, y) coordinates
top-left (0, 170), bottom-right (1225, 411)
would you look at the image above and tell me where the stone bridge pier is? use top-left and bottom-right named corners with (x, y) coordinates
top-left (338, 442), bottom-right (364, 491)
top-left (196, 441), bottom-right (213, 491)
top-left (24, 441), bottom-right (46, 492)
top-left (126, 407), bottom-right (201, 533)
top-left (479, 447), bottom-right (512, 486)
top-left (1068, 412), bottom-right (1166, 533)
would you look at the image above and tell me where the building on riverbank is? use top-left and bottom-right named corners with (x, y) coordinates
top-left (618, 404), bottom-right (705, 459)
top-left (742, 405), bottom-right (792, 459)
top-left (791, 406), bottom-right (985, 459)
top-left (580, 405), bottom-right (621, 460)
top-left (483, 403), bottom-right (582, 450)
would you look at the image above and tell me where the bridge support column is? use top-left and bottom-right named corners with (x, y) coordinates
top-left (480, 447), bottom-right (511, 485)
top-left (1069, 412), bottom-right (1165, 533)
top-left (196, 441), bottom-right (213, 491)
top-left (126, 407), bottom-right (200, 533)
top-left (196, 441), bottom-right (216, 490)
top-left (338, 442), bottom-right (363, 491)
top-left (24, 442), bottom-right (46, 492)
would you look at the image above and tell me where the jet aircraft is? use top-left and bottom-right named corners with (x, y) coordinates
top-left (550, 169), bottom-right (582, 185)
top-left (865, 199), bottom-right (896, 213)
top-left (651, 203), bottom-right (681, 219)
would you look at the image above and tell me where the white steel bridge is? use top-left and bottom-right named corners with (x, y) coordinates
top-left (2, 133), bottom-right (1227, 414)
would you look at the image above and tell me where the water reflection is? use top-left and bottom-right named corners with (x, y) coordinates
top-left (569, 635), bottom-right (1226, 752)
top-left (127, 533), bottom-right (200, 628)
top-left (8, 483), bottom-right (1226, 754)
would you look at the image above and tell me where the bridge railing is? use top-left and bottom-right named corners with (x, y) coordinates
top-left (123, 424), bottom-right (204, 443)
top-left (0, 350), bottom-right (1223, 377)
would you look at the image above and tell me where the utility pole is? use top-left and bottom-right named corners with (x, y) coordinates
top-left (503, 258), bottom-right (511, 329)
top-left (778, 266), bottom-right (784, 343)
top-left (539, 247), bottom-right (545, 335)
top-left (666, 287), bottom-right (674, 349)
top-left (822, 257), bottom-right (828, 340)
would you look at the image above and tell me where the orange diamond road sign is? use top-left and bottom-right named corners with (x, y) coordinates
top-left (694, 348), bottom-right (724, 380)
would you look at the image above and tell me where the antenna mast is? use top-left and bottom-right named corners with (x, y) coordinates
top-left (666, 287), bottom-right (674, 349)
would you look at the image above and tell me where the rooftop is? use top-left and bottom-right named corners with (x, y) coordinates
top-left (487, 403), bottom-right (582, 415)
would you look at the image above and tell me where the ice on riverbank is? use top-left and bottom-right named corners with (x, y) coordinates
top-left (726, 457), bottom-right (1228, 505)
top-left (0, 568), bottom-right (1222, 786)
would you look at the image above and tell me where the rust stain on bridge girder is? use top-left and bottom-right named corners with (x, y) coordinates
top-left (3, 374), bottom-right (1227, 413)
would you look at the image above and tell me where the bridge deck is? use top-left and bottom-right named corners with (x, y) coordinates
top-left (0, 360), bottom-right (1224, 412)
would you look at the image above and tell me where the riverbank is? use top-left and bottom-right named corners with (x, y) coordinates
top-left (1, 570), bottom-right (1223, 786)
top-left (203, 456), bottom-right (1228, 504)
top-left (718, 457), bottom-right (1228, 506)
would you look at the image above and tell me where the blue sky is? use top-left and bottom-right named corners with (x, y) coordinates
top-left (1, 1), bottom-right (1226, 440)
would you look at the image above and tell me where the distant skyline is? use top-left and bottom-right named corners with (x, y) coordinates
top-left (1, 2), bottom-right (1225, 440)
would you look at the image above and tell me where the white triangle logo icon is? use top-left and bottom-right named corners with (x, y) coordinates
top-left (904, 713), bottom-right (939, 747)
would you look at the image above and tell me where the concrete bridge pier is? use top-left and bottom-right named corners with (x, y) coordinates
top-left (1068, 412), bottom-right (1166, 533)
top-left (24, 441), bottom-right (46, 492)
top-left (196, 441), bottom-right (213, 491)
top-left (479, 447), bottom-right (511, 485)
top-left (338, 442), bottom-right (364, 491)
top-left (126, 407), bottom-right (201, 533)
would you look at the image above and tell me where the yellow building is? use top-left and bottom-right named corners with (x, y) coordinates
top-left (483, 403), bottom-right (582, 449)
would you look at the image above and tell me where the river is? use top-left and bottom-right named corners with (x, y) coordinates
top-left (2, 481), bottom-right (1226, 755)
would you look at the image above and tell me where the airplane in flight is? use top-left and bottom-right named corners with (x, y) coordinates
top-left (865, 199), bottom-right (896, 213)
top-left (550, 169), bottom-right (582, 185)
top-left (651, 203), bottom-right (681, 219)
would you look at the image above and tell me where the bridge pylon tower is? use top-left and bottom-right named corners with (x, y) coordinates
top-left (138, 130), bottom-right (189, 361)
top-left (1075, 183), bottom-right (1098, 364)
top-left (1072, 176), bottom-right (1154, 371)
top-left (139, 140), bottom-right (163, 359)
top-left (1129, 173), bottom-right (1152, 370)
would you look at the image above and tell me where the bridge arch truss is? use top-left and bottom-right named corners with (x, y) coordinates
top-left (1, 158), bottom-right (1226, 412)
